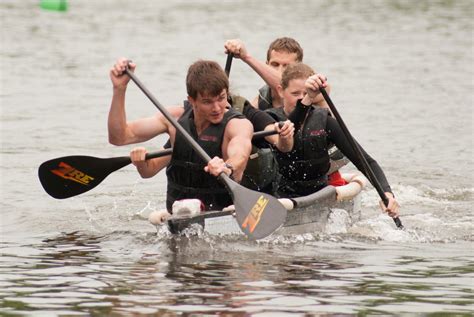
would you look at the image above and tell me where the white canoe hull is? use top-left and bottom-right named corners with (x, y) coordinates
top-left (166, 183), bottom-right (363, 237)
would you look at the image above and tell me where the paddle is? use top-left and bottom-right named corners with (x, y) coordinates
top-left (224, 53), bottom-right (234, 77)
top-left (320, 88), bottom-right (404, 229)
top-left (124, 67), bottom-right (287, 240)
top-left (38, 149), bottom-right (173, 199)
top-left (38, 129), bottom-right (279, 200)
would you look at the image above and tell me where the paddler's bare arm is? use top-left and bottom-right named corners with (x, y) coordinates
top-left (224, 118), bottom-right (253, 181)
top-left (108, 57), bottom-right (183, 145)
top-left (205, 118), bottom-right (253, 182)
top-left (130, 147), bottom-right (171, 178)
top-left (224, 39), bottom-right (281, 108)
top-left (264, 120), bottom-right (294, 153)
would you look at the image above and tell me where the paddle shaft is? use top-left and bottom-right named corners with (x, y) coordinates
top-left (225, 53), bottom-right (234, 77)
top-left (143, 129), bottom-right (278, 159)
top-left (130, 129), bottom-right (278, 162)
top-left (145, 148), bottom-right (173, 160)
top-left (42, 129), bottom-right (276, 179)
top-left (320, 88), bottom-right (403, 229)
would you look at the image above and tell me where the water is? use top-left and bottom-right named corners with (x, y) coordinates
top-left (1, 0), bottom-right (473, 315)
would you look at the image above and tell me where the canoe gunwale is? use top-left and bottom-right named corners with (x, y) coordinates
top-left (166, 183), bottom-right (362, 236)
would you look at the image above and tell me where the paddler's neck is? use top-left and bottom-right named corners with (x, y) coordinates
top-left (193, 115), bottom-right (211, 136)
top-left (271, 88), bottom-right (284, 108)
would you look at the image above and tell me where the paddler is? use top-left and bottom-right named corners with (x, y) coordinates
top-left (224, 37), bottom-right (349, 187)
top-left (108, 57), bottom-right (294, 198)
top-left (108, 59), bottom-right (292, 211)
top-left (267, 62), bottom-right (400, 218)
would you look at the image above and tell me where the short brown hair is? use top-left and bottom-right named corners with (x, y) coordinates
top-left (266, 37), bottom-right (303, 62)
top-left (186, 60), bottom-right (229, 99)
top-left (281, 63), bottom-right (315, 89)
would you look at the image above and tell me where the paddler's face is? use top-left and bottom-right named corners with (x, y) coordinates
top-left (278, 77), bottom-right (306, 114)
top-left (189, 89), bottom-right (228, 124)
top-left (267, 50), bottom-right (299, 74)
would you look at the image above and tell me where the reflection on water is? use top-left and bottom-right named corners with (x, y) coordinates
top-left (1, 231), bottom-right (472, 315)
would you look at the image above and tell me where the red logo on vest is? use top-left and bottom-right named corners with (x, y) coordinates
top-left (200, 135), bottom-right (218, 142)
top-left (309, 129), bottom-right (326, 136)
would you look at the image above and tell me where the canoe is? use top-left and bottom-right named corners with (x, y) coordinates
top-left (150, 173), bottom-right (368, 238)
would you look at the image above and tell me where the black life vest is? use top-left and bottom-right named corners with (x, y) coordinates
top-left (229, 95), bottom-right (280, 195)
top-left (257, 85), bottom-right (273, 110)
top-left (266, 106), bottom-right (330, 198)
top-left (166, 106), bottom-right (244, 211)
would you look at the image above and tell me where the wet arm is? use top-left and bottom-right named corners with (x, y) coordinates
top-left (108, 104), bottom-right (183, 145)
top-left (241, 55), bottom-right (281, 94)
top-left (135, 152), bottom-right (171, 178)
top-left (108, 86), bottom-right (132, 145)
top-left (224, 39), bottom-right (280, 107)
top-left (224, 118), bottom-right (254, 182)
top-left (268, 121), bottom-right (294, 153)
top-left (242, 103), bottom-right (292, 152)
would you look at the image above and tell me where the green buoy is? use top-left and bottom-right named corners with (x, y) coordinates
top-left (40, 0), bottom-right (68, 12)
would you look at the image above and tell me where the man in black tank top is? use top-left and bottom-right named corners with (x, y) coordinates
top-left (109, 56), bottom-right (295, 200)
top-left (108, 58), bottom-right (253, 211)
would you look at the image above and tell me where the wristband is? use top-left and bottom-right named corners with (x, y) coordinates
top-left (224, 162), bottom-right (234, 178)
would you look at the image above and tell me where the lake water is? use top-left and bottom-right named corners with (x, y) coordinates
top-left (1, 0), bottom-right (473, 315)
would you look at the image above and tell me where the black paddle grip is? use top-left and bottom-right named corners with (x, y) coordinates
top-left (225, 53), bottom-right (234, 76)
